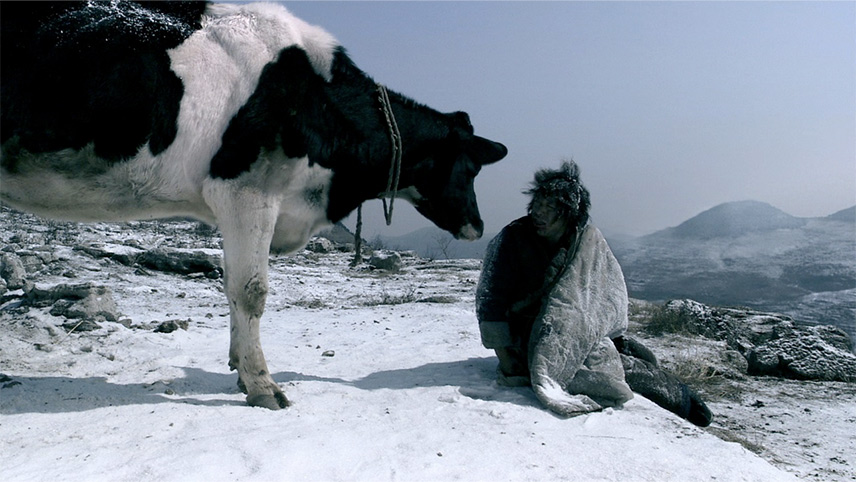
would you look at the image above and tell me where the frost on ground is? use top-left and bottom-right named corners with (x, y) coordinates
top-left (0, 211), bottom-right (853, 481)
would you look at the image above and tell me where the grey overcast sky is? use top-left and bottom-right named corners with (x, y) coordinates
top-left (285, 1), bottom-right (855, 238)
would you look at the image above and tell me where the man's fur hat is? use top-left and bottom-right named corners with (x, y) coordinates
top-left (525, 160), bottom-right (591, 231)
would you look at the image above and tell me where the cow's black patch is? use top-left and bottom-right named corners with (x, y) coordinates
top-left (210, 46), bottom-right (449, 222)
top-left (0, 1), bottom-right (207, 170)
top-left (210, 47), bottom-right (317, 179)
top-left (210, 46), bottom-right (380, 180)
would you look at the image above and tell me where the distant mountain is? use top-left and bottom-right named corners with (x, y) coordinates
top-left (653, 200), bottom-right (807, 239)
top-left (317, 222), bottom-right (361, 245)
top-left (826, 205), bottom-right (856, 223)
top-left (610, 201), bottom-right (855, 340)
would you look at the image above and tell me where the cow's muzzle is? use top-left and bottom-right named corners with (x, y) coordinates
top-left (455, 223), bottom-right (483, 241)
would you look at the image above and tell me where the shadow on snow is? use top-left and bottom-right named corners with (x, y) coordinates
top-left (0, 357), bottom-right (540, 414)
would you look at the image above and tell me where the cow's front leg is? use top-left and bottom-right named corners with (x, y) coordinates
top-left (207, 185), bottom-right (288, 410)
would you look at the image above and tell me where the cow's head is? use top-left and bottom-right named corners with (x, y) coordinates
top-left (403, 112), bottom-right (506, 240)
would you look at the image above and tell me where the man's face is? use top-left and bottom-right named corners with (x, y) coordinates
top-left (529, 195), bottom-right (569, 242)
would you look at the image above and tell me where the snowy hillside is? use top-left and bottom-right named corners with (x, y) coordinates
top-left (1, 209), bottom-right (855, 481)
top-left (655, 200), bottom-right (808, 239)
top-left (611, 201), bottom-right (856, 343)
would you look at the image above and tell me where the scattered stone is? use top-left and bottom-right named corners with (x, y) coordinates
top-left (305, 237), bottom-right (335, 254)
top-left (0, 253), bottom-right (27, 289)
top-left (26, 282), bottom-right (120, 322)
top-left (137, 249), bottom-right (222, 278)
top-left (62, 319), bottom-right (101, 333)
top-left (417, 295), bottom-right (459, 304)
top-left (77, 243), bottom-right (222, 278)
top-left (34, 343), bottom-right (53, 352)
top-left (368, 251), bottom-right (402, 271)
top-left (76, 243), bottom-right (143, 266)
top-left (25, 282), bottom-right (99, 306)
top-left (321, 350), bottom-right (335, 357)
top-left (17, 251), bottom-right (46, 274)
top-left (154, 319), bottom-right (190, 333)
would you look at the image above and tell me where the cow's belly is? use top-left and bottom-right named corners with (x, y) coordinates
top-left (266, 157), bottom-right (335, 254)
top-left (198, 152), bottom-right (335, 255)
top-left (271, 208), bottom-right (333, 254)
top-left (0, 144), bottom-right (211, 223)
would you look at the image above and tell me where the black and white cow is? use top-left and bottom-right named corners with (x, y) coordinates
top-left (0, 1), bottom-right (506, 409)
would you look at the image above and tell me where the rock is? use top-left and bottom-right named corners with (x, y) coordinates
top-left (16, 250), bottom-right (46, 274)
top-left (30, 246), bottom-right (55, 264)
top-left (62, 319), bottom-right (102, 333)
top-left (9, 231), bottom-right (45, 246)
top-left (137, 249), bottom-right (222, 278)
top-left (663, 299), bottom-right (798, 350)
top-left (26, 282), bottom-right (99, 305)
top-left (65, 291), bottom-right (120, 321)
top-left (76, 243), bottom-right (143, 266)
top-left (746, 332), bottom-right (856, 382)
top-left (305, 237), bottom-right (336, 254)
top-left (77, 244), bottom-right (222, 278)
top-left (25, 282), bottom-right (120, 322)
top-left (718, 349), bottom-right (749, 378)
top-left (0, 253), bottom-right (27, 289)
top-left (666, 299), bottom-right (856, 383)
top-left (368, 251), bottom-right (402, 271)
top-left (154, 319), bottom-right (190, 333)
top-left (810, 324), bottom-right (853, 352)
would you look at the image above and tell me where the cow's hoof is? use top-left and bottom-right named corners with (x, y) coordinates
top-left (247, 391), bottom-right (290, 410)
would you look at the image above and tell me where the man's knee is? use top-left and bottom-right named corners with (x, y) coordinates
top-left (613, 336), bottom-right (658, 366)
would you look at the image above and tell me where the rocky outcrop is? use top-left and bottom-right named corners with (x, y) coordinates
top-left (664, 299), bottom-right (856, 382)
top-left (24, 282), bottom-right (121, 332)
top-left (77, 243), bottom-right (222, 278)
top-left (305, 237), bottom-right (336, 254)
top-left (1, 252), bottom-right (27, 291)
top-left (368, 250), bottom-right (402, 271)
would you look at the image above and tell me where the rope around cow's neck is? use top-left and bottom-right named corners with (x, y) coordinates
top-left (377, 83), bottom-right (402, 226)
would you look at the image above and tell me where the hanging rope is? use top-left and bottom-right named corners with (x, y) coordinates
top-left (377, 83), bottom-right (402, 226)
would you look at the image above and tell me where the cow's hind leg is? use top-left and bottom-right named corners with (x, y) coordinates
top-left (205, 183), bottom-right (288, 410)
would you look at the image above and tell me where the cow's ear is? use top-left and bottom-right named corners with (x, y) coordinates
top-left (468, 136), bottom-right (507, 165)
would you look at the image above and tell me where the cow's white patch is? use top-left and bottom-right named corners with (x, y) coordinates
top-left (202, 149), bottom-right (334, 255)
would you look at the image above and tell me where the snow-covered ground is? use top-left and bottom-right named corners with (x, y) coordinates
top-left (1, 216), bottom-right (853, 481)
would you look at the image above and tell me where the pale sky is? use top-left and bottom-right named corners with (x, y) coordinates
top-left (285, 1), bottom-right (856, 238)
